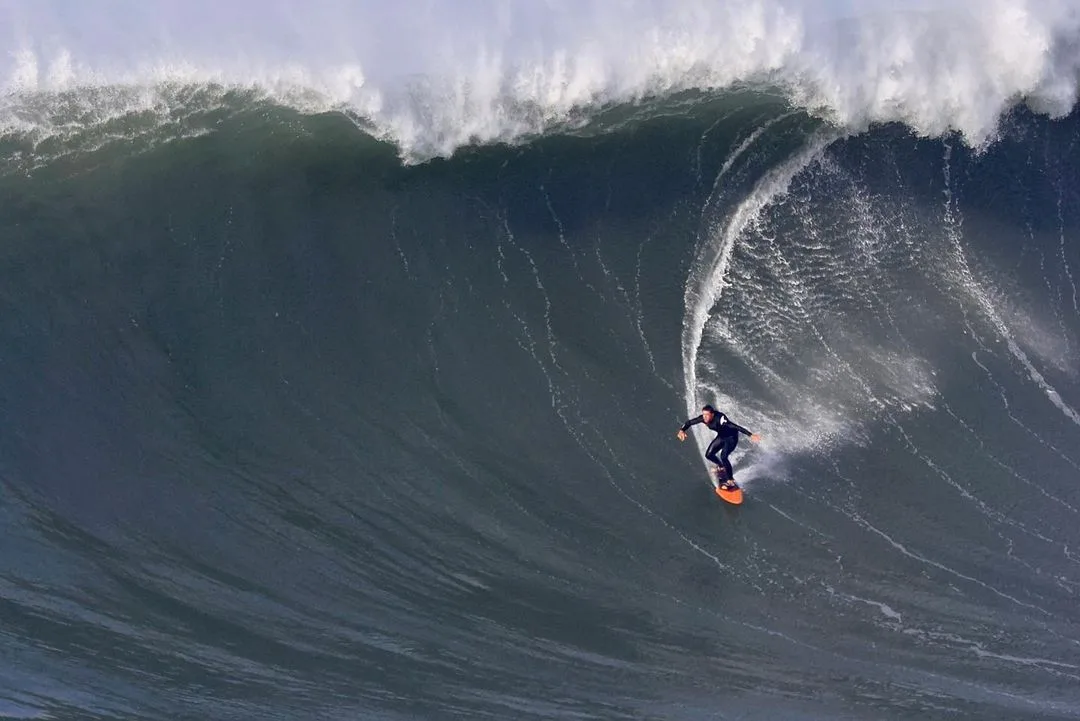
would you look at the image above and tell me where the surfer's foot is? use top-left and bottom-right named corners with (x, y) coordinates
top-left (721, 480), bottom-right (738, 491)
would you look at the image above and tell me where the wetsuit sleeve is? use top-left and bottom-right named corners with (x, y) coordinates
top-left (680, 415), bottom-right (704, 432)
top-left (729, 421), bottom-right (753, 437)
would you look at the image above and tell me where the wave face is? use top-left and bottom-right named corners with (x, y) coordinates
top-left (2, 4), bottom-right (1080, 721)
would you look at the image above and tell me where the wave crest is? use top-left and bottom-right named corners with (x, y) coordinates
top-left (2, 1), bottom-right (1079, 161)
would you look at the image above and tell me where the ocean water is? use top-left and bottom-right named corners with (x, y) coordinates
top-left (2, 2), bottom-right (1080, 720)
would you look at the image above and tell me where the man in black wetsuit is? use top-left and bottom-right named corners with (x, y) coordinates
top-left (677, 404), bottom-right (761, 490)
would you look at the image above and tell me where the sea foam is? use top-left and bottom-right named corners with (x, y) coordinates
top-left (2, 0), bottom-right (1079, 160)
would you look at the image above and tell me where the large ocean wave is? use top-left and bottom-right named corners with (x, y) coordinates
top-left (2, 3), bottom-right (1080, 720)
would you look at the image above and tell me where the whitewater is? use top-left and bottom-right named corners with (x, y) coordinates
top-left (1, 2), bottom-right (1080, 720)
top-left (3, 0), bottom-right (1080, 159)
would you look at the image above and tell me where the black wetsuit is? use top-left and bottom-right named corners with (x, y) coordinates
top-left (681, 412), bottom-right (753, 480)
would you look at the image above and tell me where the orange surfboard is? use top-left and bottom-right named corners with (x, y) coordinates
top-left (715, 483), bottom-right (744, 505)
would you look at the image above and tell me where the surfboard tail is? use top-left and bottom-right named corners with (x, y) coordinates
top-left (716, 484), bottom-right (743, 505)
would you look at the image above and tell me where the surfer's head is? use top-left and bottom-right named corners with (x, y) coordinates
top-left (701, 404), bottom-right (716, 422)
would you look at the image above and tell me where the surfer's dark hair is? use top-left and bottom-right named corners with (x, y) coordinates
top-left (702, 404), bottom-right (716, 413)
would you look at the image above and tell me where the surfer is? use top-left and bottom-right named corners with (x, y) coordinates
top-left (677, 405), bottom-right (761, 490)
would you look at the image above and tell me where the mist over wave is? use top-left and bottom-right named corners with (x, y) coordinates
top-left (3, 0), bottom-right (1080, 159)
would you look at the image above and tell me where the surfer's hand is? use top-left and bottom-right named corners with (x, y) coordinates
top-left (676, 429), bottom-right (687, 442)
top-left (750, 433), bottom-right (762, 443)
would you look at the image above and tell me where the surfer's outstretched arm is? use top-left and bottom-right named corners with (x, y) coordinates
top-left (734, 422), bottom-right (764, 443)
top-left (730, 421), bottom-right (752, 436)
top-left (680, 415), bottom-right (703, 432)
top-left (676, 415), bottom-right (702, 441)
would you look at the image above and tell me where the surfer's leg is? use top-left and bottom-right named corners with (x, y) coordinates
top-left (718, 435), bottom-right (738, 480)
top-left (704, 436), bottom-right (726, 475)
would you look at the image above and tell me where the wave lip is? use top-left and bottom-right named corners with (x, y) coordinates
top-left (3, 1), bottom-right (1080, 160)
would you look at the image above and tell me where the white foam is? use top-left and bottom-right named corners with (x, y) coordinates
top-left (2, 1), bottom-right (1079, 160)
top-left (680, 131), bottom-right (838, 474)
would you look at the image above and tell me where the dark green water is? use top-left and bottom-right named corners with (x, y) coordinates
top-left (1, 94), bottom-right (1079, 720)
